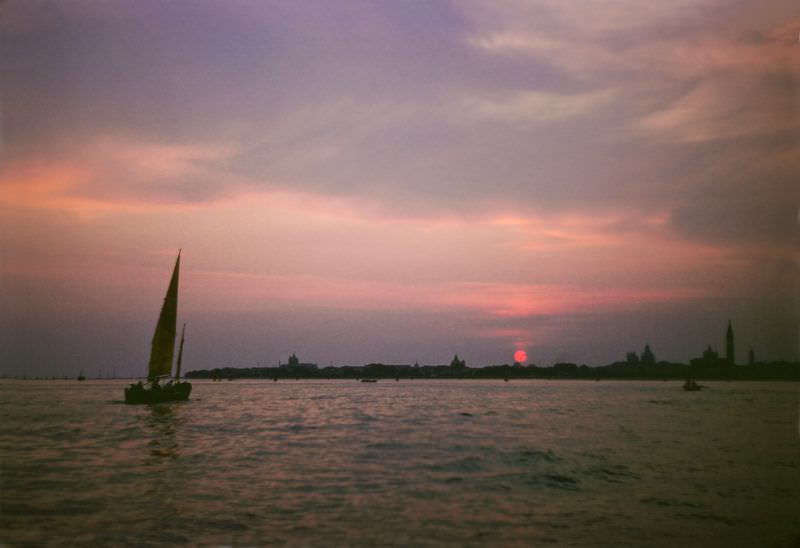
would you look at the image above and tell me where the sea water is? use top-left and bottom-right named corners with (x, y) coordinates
top-left (1, 379), bottom-right (798, 546)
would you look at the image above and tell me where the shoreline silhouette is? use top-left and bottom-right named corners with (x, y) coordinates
top-left (187, 359), bottom-right (800, 382)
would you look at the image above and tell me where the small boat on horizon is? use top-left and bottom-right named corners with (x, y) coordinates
top-left (124, 251), bottom-right (192, 404)
top-left (683, 379), bottom-right (703, 391)
top-left (683, 366), bottom-right (703, 391)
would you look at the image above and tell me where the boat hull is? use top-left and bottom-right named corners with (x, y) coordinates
top-left (124, 382), bottom-right (192, 404)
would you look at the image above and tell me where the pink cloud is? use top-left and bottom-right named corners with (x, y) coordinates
top-left (639, 19), bottom-right (800, 142)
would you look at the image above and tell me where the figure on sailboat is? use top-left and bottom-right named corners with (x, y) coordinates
top-left (125, 251), bottom-right (192, 404)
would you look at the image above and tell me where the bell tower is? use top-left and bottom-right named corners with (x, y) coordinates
top-left (725, 321), bottom-right (735, 366)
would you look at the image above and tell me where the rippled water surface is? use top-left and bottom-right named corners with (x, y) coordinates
top-left (2, 379), bottom-right (799, 546)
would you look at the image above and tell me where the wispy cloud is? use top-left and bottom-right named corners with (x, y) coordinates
top-left (0, 137), bottom-right (249, 216)
top-left (639, 77), bottom-right (795, 142)
top-left (462, 88), bottom-right (618, 124)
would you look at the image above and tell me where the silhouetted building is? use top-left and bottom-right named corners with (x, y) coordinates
top-left (281, 353), bottom-right (317, 370)
top-left (726, 321), bottom-right (735, 366)
top-left (749, 347), bottom-right (755, 366)
top-left (640, 344), bottom-right (656, 367)
top-left (691, 345), bottom-right (726, 369)
top-left (625, 352), bottom-right (639, 366)
top-left (450, 354), bottom-right (466, 369)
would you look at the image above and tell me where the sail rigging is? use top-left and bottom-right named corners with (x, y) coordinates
top-left (176, 323), bottom-right (186, 381)
top-left (147, 251), bottom-right (180, 380)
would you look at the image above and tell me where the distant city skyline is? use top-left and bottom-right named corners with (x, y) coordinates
top-left (1, 1), bottom-right (798, 377)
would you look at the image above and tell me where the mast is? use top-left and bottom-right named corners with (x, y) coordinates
top-left (147, 251), bottom-right (181, 381)
top-left (176, 323), bottom-right (186, 381)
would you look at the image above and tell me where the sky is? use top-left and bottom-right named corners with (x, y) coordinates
top-left (1, 0), bottom-right (798, 377)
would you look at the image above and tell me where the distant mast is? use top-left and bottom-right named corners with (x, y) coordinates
top-left (176, 324), bottom-right (186, 381)
top-left (147, 251), bottom-right (181, 381)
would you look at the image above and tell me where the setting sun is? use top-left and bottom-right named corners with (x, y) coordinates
top-left (514, 350), bottom-right (527, 364)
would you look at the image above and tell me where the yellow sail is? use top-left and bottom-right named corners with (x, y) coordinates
top-left (147, 252), bottom-right (180, 380)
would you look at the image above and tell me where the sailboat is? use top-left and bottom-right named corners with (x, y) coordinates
top-left (124, 251), bottom-right (192, 404)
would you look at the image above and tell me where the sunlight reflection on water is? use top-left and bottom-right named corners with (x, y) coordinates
top-left (1, 379), bottom-right (799, 546)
